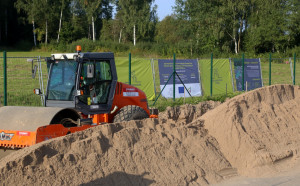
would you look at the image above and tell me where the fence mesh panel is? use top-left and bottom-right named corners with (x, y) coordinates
top-left (2, 57), bottom-right (48, 106)
top-left (1, 53), bottom-right (300, 107)
top-left (261, 58), bottom-right (294, 85)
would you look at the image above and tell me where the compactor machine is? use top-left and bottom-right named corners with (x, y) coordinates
top-left (0, 46), bottom-right (157, 158)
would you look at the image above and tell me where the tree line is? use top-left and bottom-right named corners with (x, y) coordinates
top-left (0, 0), bottom-right (300, 56)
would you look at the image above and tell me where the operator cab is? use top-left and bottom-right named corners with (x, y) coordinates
top-left (46, 54), bottom-right (77, 103)
top-left (45, 51), bottom-right (117, 115)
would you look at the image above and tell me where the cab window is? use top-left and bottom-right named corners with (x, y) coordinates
top-left (47, 61), bottom-right (77, 101)
top-left (78, 60), bottom-right (112, 105)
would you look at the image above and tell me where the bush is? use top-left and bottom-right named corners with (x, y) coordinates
top-left (14, 40), bottom-right (34, 51)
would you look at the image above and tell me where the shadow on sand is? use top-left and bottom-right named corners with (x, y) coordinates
top-left (80, 171), bottom-right (155, 186)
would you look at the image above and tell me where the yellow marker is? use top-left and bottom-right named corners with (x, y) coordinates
top-left (88, 97), bottom-right (91, 105)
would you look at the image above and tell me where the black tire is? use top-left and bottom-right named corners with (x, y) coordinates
top-left (113, 105), bottom-right (149, 122)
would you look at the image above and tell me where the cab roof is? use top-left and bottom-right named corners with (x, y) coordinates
top-left (51, 52), bottom-right (114, 60)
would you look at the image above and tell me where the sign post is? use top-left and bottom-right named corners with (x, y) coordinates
top-left (129, 53), bottom-right (131, 85)
top-left (173, 53), bottom-right (175, 101)
top-left (269, 53), bottom-right (272, 85)
top-left (3, 51), bottom-right (7, 106)
top-left (210, 53), bottom-right (213, 96)
top-left (294, 53), bottom-right (296, 85)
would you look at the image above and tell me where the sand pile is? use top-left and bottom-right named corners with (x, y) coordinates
top-left (0, 101), bottom-right (229, 185)
top-left (1, 84), bottom-right (300, 185)
top-left (202, 84), bottom-right (300, 176)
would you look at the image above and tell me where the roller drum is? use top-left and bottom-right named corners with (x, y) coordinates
top-left (0, 106), bottom-right (81, 131)
top-left (0, 106), bottom-right (81, 160)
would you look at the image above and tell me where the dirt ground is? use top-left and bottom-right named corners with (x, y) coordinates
top-left (215, 159), bottom-right (300, 186)
top-left (1, 84), bottom-right (300, 185)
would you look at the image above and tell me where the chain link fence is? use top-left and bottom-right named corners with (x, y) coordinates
top-left (151, 56), bottom-right (300, 98)
top-left (1, 52), bottom-right (300, 107)
top-left (260, 57), bottom-right (294, 85)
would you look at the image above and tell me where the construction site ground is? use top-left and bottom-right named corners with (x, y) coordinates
top-left (1, 84), bottom-right (300, 185)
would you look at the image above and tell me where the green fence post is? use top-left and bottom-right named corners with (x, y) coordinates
top-left (294, 53), bottom-right (296, 85)
top-left (210, 53), bottom-right (213, 96)
top-left (3, 51), bottom-right (7, 106)
top-left (129, 53), bottom-right (131, 85)
top-left (269, 53), bottom-right (272, 86)
top-left (173, 53), bottom-right (176, 101)
top-left (242, 53), bottom-right (245, 91)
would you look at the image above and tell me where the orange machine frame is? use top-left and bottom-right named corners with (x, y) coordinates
top-left (0, 83), bottom-right (155, 149)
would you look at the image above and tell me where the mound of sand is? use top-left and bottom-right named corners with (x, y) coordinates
top-left (1, 85), bottom-right (300, 185)
top-left (0, 101), bottom-right (227, 185)
top-left (202, 84), bottom-right (300, 176)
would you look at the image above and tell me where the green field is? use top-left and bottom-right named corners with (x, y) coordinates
top-left (0, 52), bottom-right (299, 110)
